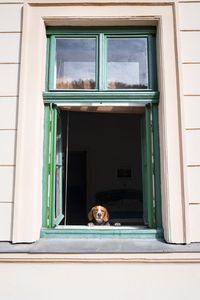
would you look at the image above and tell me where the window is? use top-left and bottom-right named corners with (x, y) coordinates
top-left (41, 27), bottom-right (162, 239)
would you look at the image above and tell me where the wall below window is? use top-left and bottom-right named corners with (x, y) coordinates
top-left (0, 259), bottom-right (200, 300)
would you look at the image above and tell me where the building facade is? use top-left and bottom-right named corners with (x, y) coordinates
top-left (1, 0), bottom-right (200, 299)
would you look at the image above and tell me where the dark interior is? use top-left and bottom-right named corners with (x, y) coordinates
top-left (61, 110), bottom-right (144, 226)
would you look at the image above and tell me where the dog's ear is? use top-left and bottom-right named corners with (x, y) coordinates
top-left (88, 208), bottom-right (94, 221)
top-left (103, 208), bottom-right (109, 222)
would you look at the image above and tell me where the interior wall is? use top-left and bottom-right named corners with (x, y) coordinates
top-left (66, 111), bottom-right (142, 210)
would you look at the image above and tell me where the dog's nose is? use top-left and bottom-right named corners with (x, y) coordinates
top-left (97, 213), bottom-right (102, 218)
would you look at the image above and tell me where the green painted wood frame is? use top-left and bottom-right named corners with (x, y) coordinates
top-left (53, 107), bottom-right (65, 226)
top-left (40, 227), bottom-right (163, 239)
top-left (41, 26), bottom-right (162, 239)
top-left (43, 105), bottom-right (64, 229)
top-left (41, 103), bottom-right (162, 238)
top-left (48, 34), bottom-right (99, 90)
top-left (46, 26), bottom-right (157, 93)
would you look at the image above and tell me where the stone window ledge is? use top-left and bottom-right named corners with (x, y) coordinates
top-left (1, 239), bottom-right (200, 253)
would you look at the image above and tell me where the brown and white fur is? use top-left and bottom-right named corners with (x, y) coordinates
top-left (88, 205), bottom-right (110, 226)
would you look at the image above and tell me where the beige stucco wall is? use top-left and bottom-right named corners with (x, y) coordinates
top-left (0, 2), bottom-right (23, 240)
top-left (0, 254), bottom-right (200, 300)
top-left (179, 2), bottom-right (200, 242)
top-left (1, 1), bottom-right (200, 299)
top-left (0, 0), bottom-right (200, 243)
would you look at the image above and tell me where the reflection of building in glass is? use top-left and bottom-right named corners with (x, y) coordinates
top-left (108, 81), bottom-right (147, 89)
top-left (108, 38), bottom-right (148, 88)
top-left (57, 79), bottom-right (96, 89)
top-left (56, 38), bottom-right (96, 89)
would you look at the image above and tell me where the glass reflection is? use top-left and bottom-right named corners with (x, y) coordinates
top-left (55, 38), bottom-right (96, 89)
top-left (107, 38), bottom-right (148, 89)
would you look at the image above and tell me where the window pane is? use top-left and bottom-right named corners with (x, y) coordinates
top-left (55, 38), bottom-right (96, 89)
top-left (107, 38), bottom-right (148, 89)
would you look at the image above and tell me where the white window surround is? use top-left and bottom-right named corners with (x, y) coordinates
top-left (12, 1), bottom-right (189, 244)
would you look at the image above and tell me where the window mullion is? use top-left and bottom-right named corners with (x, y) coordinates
top-left (99, 33), bottom-right (106, 90)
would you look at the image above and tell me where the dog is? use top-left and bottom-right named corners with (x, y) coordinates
top-left (88, 205), bottom-right (110, 226)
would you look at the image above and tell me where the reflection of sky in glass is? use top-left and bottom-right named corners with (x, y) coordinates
top-left (55, 38), bottom-right (96, 89)
top-left (107, 38), bottom-right (148, 89)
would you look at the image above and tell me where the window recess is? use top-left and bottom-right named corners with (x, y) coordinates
top-left (41, 27), bottom-right (162, 239)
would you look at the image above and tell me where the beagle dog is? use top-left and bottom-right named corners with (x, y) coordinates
top-left (88, 205), bottom-right (110, 226)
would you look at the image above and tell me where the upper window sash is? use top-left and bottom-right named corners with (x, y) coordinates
top-left (49, 35), bottom-right (99, 90)
top-left (46, 27), bottom-right (157, 93)
top-left (105, 35), bottom-right (149, 90)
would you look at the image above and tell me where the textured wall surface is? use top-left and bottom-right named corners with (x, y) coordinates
top-left (0, 2), bottom-right (23, 240)
top-left (179, 2), bottom-right (200, 241)
top-left (1, 261), bottom-right (200, 300)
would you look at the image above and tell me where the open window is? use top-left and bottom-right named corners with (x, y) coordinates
top-left (41, 27), bottom-right (162, 238)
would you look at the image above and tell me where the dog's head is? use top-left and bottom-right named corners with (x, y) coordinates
top-left (88, 205), bottom-right (109, 225)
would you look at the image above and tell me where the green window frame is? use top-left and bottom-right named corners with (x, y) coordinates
top-left (41, 26), bottom-right (162, 239)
